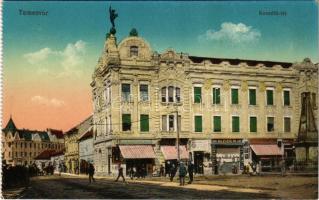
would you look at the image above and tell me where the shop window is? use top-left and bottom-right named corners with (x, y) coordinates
top-left (266, 89), bottom-right (274, 105)
top-left (267, 117), bottom-right (275, 132)
top-left (232, 116), bottom-right (240, 132)
top-left (212, 88), bottom-right (221, 104)
top-left (283, 90), bottom-right (290, 106)
top-left (122, 114), bottom-right (131, 131)
top-left (250, 117), bottom-right (257, 132)
top-left (249, 89), bottom-right (256, 105)
top-left (194, 87), bottom-right (202, 103)
top-left (121, 84), bottom-right (131, 102)
top-left (194, 116), bottom-right (203, 132)
top-left (213, 116), bottom-right (221, 132)
top-left (130, 46), bottom-right (138, 57)
top-left (284, 117), bottom-right (291, 133)
top-left (140, 84), bottom-right (149, 101)
top-left (231, 88), bottom-right (239, 104)
top-left (140, 115), bottom-right (149, 132)
top-left (162, 115), bottom-right (167, 131)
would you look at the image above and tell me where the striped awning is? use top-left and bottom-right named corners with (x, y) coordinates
top-left (161, 145), bottom-right (189, 160)
top-left (250, 144), bottom-right (283, 156)
top-left (119, 145), bottom-right (156, 159)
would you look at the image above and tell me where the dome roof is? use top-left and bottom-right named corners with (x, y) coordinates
top-left (118, 36), bottom-right (152, 60)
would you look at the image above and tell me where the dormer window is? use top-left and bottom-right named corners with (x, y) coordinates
top-left (130, 46), bottom-right (138, 57)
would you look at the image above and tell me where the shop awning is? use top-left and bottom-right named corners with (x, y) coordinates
top-left (119, 145), bottom-right (156, 159)
top-left (161, 146), bottom-right (189, 160)
top-left (250, 144), bottom-right (283, 156)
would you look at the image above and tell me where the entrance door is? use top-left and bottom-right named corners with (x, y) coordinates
top-left (194, 151), bottom-right (204, 174)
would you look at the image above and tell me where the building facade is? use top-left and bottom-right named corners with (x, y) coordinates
top-left (91, 30), bottom-right (318, 175)
top-left (64, 115), bottom-right (92, 174)
top-left (2, 117), bottom-right (65, 166)
top-left (78, 128), bottom-right (94, 174)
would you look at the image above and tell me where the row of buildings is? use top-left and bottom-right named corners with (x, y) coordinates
top-left (2, 27), bottom-right (318, 176)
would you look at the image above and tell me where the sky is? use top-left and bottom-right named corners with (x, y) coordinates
top-left (2, 1), bottom-right (318, 132)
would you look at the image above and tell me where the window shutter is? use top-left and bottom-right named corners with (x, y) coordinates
top-left (232, 116), bottom-right (240, 132)
top-left (284, 90), bottom-right (290, 106)
top-left (122, 114), bottom-right (131, 131)
top-left (213, 88), bottom-right (221, 104)
top-left (250, 117), bottom-right (257, 132)
top-left (214, 116), bottom-right (221, 132)
top-left (249, 89), bottom-right (256, 105)
top-left (140, 115), bottom-right (149, 132)
top-left (194, 87), bottom-right (201, 103)
top-left (231, 89), bottom-right (239, 104)
top-left (195, 116), bottom-right (202, 132)
top-left (267, 90), bottom-right (273, 105)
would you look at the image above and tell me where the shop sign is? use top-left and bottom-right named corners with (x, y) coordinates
top-left (191, 140), bottom-right (211, 152)
top-left (212, 139), bottom-right (243, 145)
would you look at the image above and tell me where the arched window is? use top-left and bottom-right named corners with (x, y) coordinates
top-left (130, 46), bottom-right (138, 57)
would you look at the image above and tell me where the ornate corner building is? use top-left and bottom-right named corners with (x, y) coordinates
top-left (91, 31), bottom-right (318, 176)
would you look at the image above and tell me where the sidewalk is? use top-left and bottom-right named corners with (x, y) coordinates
top-left (60, 173), bottom-right (264, 195)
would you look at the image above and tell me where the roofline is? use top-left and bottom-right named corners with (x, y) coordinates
top-left (65, 115), bottom-right (93, 134)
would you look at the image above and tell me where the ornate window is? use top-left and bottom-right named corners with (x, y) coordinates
top-left (140, 84), bottom-right (149, 101)
top-left (161, 86), bottom-right (181, 103)
top-left (130, 46), bottom-right (138, 57)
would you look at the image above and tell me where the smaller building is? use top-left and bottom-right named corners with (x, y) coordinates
top-left (78, 128), bottom-right (93, 174)
top-left (64, 115), bottom-right (92, 174)
top-left (34, 149), bottom-right (56, 172)
top-left (50, 149), bottom-right (65, 173)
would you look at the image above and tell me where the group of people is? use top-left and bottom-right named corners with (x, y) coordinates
top-left (167, 161), bottom-right (194, 186)
top-left (127, 165), bottom-right (147, 180)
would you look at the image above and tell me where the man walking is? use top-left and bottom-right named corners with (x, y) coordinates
top-left (169, 164), bottom-right (176, 182)
top-left (187, 161), bottom-right (194, 184)
top-left (179, 162), bottom-right (187, 186)
top-left (88, 163), bottom-right (95, 183)
top-left (160, 164), bottom-right (164, 177)
top-left (115, 164), bottom-right (125, 182)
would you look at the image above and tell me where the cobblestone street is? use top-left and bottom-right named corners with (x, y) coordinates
top-left (4, 174), bottom-right (316, 199)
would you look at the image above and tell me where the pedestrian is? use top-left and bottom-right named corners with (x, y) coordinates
top-left (115, 164), bottom-right (125, 182)
top-left (281, 159), bottom-right (286, 176)
top-left (187, 161), bottom-right (194, 184)
top-left (160, 164), bottom-right (165, 177)
top-left (88, 163), bottom-right (95, 183)
top-left (179, 162), bottom-right (187, 186)
top-left (129, 167), bottom-right (134, 180)
top-left (169, 164), bottom-right (176, 182)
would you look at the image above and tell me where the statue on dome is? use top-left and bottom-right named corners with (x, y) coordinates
top-left (109, 6), bottom-right (118, 35)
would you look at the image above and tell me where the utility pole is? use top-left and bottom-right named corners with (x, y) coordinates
top-left (176, 110), bottom-right (180, 163)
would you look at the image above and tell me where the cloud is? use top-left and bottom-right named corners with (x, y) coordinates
top-left (31, 95), bottom-right (66, 107)
top-left (23, 40), bottom-right (87, 78)
top-left (199, 22), bottom-right (261, 43)
top-left (24, 48), bottom-right (56, 64)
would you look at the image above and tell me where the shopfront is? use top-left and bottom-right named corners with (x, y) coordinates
top-left (211, 139), bottom-right (244, 175)
top-left (161, 145), bottom-right (189, 174)
top-left (190, 140), bottom-right (212, 174)
top-left (118, 145), bottom-right (156, 177)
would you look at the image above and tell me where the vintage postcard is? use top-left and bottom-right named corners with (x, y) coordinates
top-left (1, 1), bottom-right (318, 199)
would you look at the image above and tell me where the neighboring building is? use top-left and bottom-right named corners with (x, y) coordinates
top-left (50, 149), bottom-right (65, 173)
top-left (34, 149), bottom-right (56, 171)
top-left (2, 117), bottom-right (65, 166)
top-left (78, 128), bottom-right (94, 174)
top-left (91, 29), bottom-right (318, 175)
top-left (64, 115), bottom-right (92, 174)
